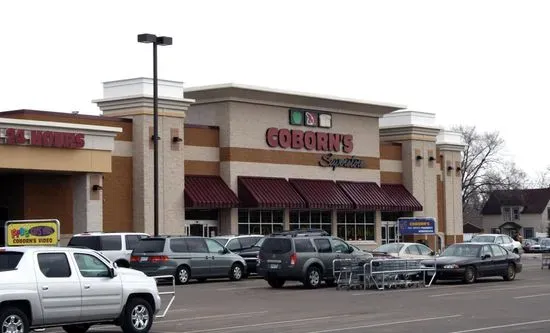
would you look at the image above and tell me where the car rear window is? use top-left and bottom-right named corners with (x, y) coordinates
top-left (133, 238), bottom-right (166, 253)
top-left (261, 238), bottom-right (292, 254)
top-left (68, 236), bottom-right (101, 250)
top-left (0, 251), bottom-right (24, 271)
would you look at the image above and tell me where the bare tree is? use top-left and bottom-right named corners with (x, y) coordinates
top-left (452, 126), bottom-right (529, 223)
top-left (453, 125), bottom-right (505, 211)
top-left (531, 167), bottom-right (550, 188)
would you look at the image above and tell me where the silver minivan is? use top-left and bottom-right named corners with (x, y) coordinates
top-left (130, 236), bottom-right (247, 285)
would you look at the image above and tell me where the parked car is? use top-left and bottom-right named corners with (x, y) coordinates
top-left (421, 242), bottom-right (522, 284)
top-left (539, 238), bottom-right (550, 252)
top-left (257, 230), bottom-right (372, 289)
top-left (67, 232), bottom-right (149, 268)
top-left (129, 236), bottom-right (247, 285)
top-left (523, 238), bottom-right (541, 253)
top-left (211, 235), bottom-right (264, 254)
top-left (371, 242), bottom-right (435, 260)
top-left (0, 246), bottom-right (162, 333)
top-left (235, 237), bottom-right (265, 275)
top-left (469, 234), bottom-right (522, 254)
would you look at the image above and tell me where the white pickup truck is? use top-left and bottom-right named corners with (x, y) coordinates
top-left (0, 246), bottom-right (163, 333)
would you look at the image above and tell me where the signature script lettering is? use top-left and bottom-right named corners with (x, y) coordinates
top-left (318, 153), bottom-right (364, 170)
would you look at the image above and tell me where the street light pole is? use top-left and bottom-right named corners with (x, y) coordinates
top-left (138, 33), bottom-right (173, 237)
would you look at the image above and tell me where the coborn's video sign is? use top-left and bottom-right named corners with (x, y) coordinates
top-left (398, 217), bottom-right (436, 235)
top-left (5, 219), bottom-right (60, 246)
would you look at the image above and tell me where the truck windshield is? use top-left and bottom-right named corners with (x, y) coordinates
top-left (0, 252), bottom-right (23, 271)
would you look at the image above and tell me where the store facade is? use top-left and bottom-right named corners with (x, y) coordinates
top-left (0, 78), bottom-right (465, 249)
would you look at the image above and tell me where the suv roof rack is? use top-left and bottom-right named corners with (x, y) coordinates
top-left (269, 229), bottom-right (329, 237)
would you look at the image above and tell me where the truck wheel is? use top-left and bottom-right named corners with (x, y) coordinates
top-left (62, 324), bottom-right (91, 333)
top-left (121, 297), bottom-right (154, 333)
top-left (0, 307), bottom-right (30, 333)
top-left (304, 265), bottom-right (322, 289)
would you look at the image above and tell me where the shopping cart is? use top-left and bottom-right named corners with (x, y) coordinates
top-left (333, 258), bottom-right (368, 290)
top-left (541, 253), bottom-right (550, 269)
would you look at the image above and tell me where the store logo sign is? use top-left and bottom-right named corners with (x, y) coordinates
top-left (289, 109), bottom-right (332, 128)
top-left (318, 153), bottom-right (364, 170)
top-left (0, 128), bottom-right (85, 149)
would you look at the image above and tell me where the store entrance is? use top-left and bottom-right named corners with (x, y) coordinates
top-left (381, 221), bottom-right (400, 244)
top-left (185, 223), bottom-right (218, 237)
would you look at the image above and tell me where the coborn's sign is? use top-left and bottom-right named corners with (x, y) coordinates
top-left (1, 128), bottom-right (85, 149)
top-left (265, 127), bottom-right (354, 153)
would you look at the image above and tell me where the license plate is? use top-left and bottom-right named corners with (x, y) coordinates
top-left (140, 257), bottom-right (148, 262)
top-left (269, 264), bottom-right (279, 269)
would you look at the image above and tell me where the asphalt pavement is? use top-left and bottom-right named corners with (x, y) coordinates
top-left (45, 256), bottom-right (550, 333)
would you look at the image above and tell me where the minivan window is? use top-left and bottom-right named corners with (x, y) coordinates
top-left (185, 238), bottom-right (208, 253)
top-left (294, 239), bottom-right (315, 253)
top-left (226, 239), bottom-right (241, 251)
top-left (0, 252), bottom-right (23, 271)
top-left (68, 236), bottom-right (101, 250)
top-left (261, 238), bottom-right (292, 254)
top-left (100, 235), bottom-right (122, 251)
top-left (170, 238), bottom-right (188, 253)
top-left (133, 238), bottom-right (166, 253)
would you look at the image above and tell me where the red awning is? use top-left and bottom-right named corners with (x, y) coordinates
top-left (380, 184), bottom-right (423, 212)
top-left (289, 178), bottom-right (354, 209)
top-left (336, 181), bottom-right (395, 211)
top-left (185, 175), bottom-right (239, 209)
top-left (238, 176), bottom-right (306, 208)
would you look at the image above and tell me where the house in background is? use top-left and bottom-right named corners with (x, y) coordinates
top-left (481, 188), bottom-right (550, 239)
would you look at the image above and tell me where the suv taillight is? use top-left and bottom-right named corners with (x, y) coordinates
top-left (148, 256), bottom-right (168, 263)
top-left (290, 253), bottom-right (297, 266)
top-left (130, 256), bottom-right (140, 262)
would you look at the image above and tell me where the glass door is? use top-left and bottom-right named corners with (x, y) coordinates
top-left (381, 221), bottom-right (400, 244)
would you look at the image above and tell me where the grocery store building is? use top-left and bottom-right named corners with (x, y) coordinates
top-left (0, 78), bottom-right (465, 249)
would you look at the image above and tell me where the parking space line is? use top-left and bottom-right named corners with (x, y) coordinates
top-left (178, 315), bottom-right (345, 333)
top-left (429, 284), bottom-right (548, 297)
top-left (305, 314), bottom-right (463, 333)
top-left (156, 311), bottom-right (269, 324)
top-left (513, 292), bottom-right (550, 299)
top-left (445, 319), bottom-right (550, 332)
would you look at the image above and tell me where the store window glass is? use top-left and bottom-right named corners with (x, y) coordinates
top-left (289, 210), bottom-right (332, 235)
top-left (237, 209), bottom-right (284, 235)
top-left (336, 211), bottom-right (375, 241)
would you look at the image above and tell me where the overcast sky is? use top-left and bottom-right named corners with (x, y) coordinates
top-left (1, 0), bottom-right (548, 178)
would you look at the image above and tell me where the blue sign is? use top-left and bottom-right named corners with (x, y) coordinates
top-left (398, 217), bottom-right (436, 235)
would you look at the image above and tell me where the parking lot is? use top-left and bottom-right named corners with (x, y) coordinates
top-left (45, 256), bottom-right (549, 333)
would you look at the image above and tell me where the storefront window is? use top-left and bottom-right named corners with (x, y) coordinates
top-left (289, 210), bottom-right (332, 235)
top-left (238, 209), bottom-right (284, 235)
top-left (336, 211), bottom-right (375, 241)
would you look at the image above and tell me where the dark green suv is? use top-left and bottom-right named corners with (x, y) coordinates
top-left (257, 230), bottom-right (373, 288)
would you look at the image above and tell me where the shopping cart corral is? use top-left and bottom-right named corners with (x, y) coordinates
top-left (365, 258), bottom-right (436, 290)
top-left (333, 258), bottom-right (371, 290)
top-left (333, 258), bottom-right (436, 291)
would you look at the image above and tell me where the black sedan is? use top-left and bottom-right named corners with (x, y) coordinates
top-left (421, 242), bottom-right (522, 284)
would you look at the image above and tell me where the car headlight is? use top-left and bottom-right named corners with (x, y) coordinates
top-left (443, 264), bottom-right (459, 269)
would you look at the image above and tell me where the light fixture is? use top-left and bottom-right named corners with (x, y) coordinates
top-left (428, 156), bottom-right (435, 161)
top-left (172, 136), bottom-right (183, 143)
top-left (92, 185), bottom-right (103, 191)
top-left (416, 155), bottom-right (423, 160)
top-left (447, 166), bottom-right (454, 171)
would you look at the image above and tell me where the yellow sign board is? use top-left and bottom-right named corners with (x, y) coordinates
top-left (5, 219), bottom-right (60, 246)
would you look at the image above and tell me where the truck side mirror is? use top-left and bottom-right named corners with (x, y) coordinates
top-left (109, 267), bottom-right (116, 278)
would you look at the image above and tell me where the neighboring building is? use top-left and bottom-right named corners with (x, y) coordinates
top-left (0, 78), bottom-right (466, 250)
top-left (481, 188), bottom-right (550, 239)
top-left (463, 222), bottom-right (483, 234)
